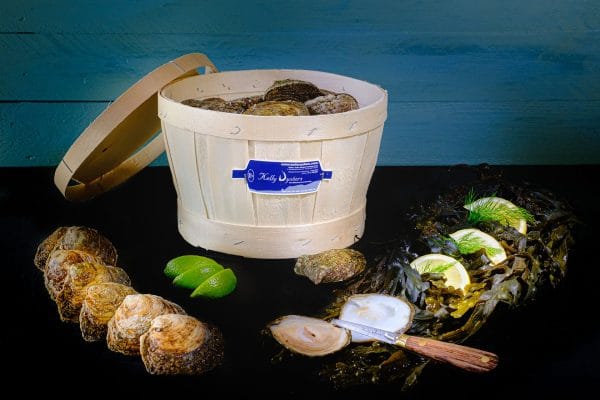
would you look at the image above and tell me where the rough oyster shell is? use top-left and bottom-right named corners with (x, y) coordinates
top-left (140, 314), bottom-right (224, 375)
top-left (264, 79), bottom-right (322, 102)
top-left (243, 100), bottom-right (309, 116)
top-left (79, 282), bottom-right (137, 342)
top-left (107, 294), bottom-right (186, 356)
top-left (227, 95), bottom-right (264, 110)
top-left (181, 97), bottom-right (246, 113)
top-left (268, 315), bottom-right (350, 356)
top-left (44, 249), bottom-right (105, 300)
top-left (294, 249), bottom-right (366, 284)
top-left (305, 93), bottom-right (359, 115)
top-left (55, 262), bottom-right (131, 323)
top-left (34, 226), bottom-right (117, 271)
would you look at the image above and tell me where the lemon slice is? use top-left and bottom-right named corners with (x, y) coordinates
top-left (449, 228), bottom-right (507, 265)
top-left (464, 196), bottom-right (530, 234)
top-left (409, 254), bottom-right (470, 291)
top-left (164, 255), bottom-right (221, 279)
top-left (191, 268), bottom-right (237, 299)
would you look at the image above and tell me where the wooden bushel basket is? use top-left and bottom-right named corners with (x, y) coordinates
top-left (54, 53), bottom-right (387, 259)
top-left (159, 63), bottom-right (387, 259)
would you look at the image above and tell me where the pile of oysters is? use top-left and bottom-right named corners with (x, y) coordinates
top-left (34, 226), bottom-right (224, 375)
top-left (181, 79), bottom-right (359, 116)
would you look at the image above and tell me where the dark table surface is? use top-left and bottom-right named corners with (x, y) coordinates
top-left (1, 165), bottom-right (598, 397)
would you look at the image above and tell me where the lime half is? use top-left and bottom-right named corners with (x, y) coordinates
top-left (410, 254), bottom-right (470, 291)
top-left (191, 268), bottom-right (237, 299)
top-left (449, 228), bottom-right (507, 265)
top-left (172, 263), bottom-right (224, 289)
top-left (464, 196), bottom-right (530, 234)
top-left (164, 255), bottom-right (221, 279)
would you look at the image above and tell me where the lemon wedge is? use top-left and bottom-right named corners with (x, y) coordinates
top-left (449, 228), bottom-right (507, 265)
top-left (410, 254), bottom-right (470, 291)
top-left (464, 196), bottom-right (531, 234)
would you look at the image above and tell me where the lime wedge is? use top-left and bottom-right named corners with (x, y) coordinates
top-left (464, 196), bottom-right (530, 234)
top-left (191, 268), bottom-right (237, 299)
top-left (409, 254), bottom-right (470, 291)
top-left (164, 255), bottom-right (221, 279)
top-left (449, 228), bottom-right (507, 265)
top-left (172, 263), bottom-right (224, 289)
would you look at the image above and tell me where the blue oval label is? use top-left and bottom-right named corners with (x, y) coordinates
top-left (232, 160), bottom-right (332, 195)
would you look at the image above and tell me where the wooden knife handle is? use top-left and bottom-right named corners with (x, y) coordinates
top-left (399, 334), bottom-right (499, 373)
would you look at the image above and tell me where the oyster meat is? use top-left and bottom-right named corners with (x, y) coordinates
top-left (294, 248), bottom-right (366, 284)
top-left (243, 100), bottom-right (310, 116)
top-left (264, 79), bottom-right (322, 102)
top-left (107, 294), bottom-right (186, 356)
top-left (55, 262), bottom-right (131, 323)
top-left (339, 294), bottom-right (414, 343)
top-left (140, 314), bottom-right (224, 375)
top-left (34, 226), bottom-right (117, 271)
top-left (80, 282), bottom-right (137, 342)
top-left (268, 315), bottom-right (350, 356)
top-left (305, 93), bottom-right (359, 115)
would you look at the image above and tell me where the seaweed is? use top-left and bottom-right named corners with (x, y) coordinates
top-left (317, 177), bottom-right (577, 389)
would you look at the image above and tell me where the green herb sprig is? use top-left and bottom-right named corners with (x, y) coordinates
top-left (464, 189), bottom-right (534, 226)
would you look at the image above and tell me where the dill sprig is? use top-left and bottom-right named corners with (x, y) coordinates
top-left (464, 189), bottom-right (534, 226)
top-left (421, 262), bottom-right (455, 274)
top-left (451, 233), bottom-right (503, 257)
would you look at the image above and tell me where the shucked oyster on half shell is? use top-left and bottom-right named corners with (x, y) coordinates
top-left (34, 226), bottom-right (117, 271)
top-left (294, 249), bottom-right (366, 284)
top-left (140, 314), bottom-right (224, 375)
top-left (54, 262), bottom-right (131, 323)
top-left (339, 294), bottom-right (414, 343)
top-left (264, 79), bottom-right (323, 103)
top-left (107, 294), bottom-right (186, 356)
top-left (268, 315), bottom-right (350, 356)
top-left (79, 282), bottom-right (137, 342)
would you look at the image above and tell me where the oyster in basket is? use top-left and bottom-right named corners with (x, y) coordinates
top-left (140, 314), bottom-right (224, 375)
top-left (294, 248), bottom-right (366, 284)
top-left (305, 93), bottom-right (359, 115)
top-left (107, 294), bottom-right (186, 356)
top-left (244, 100), bottom-right (310, 116)
top-left (181, 97), bottom-right (246, 113)
top-left (79, 282), bottom-right (137, 342)
top-left (264, 79), bottom-right (322, 102)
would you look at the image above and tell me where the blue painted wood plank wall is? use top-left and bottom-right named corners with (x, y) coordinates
top-left (1, 0), bottom-right (599, 166)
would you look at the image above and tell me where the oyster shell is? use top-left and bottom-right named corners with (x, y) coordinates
top-left (107, 294), bottom-right (186, 356)
top-left (55, 262), bottom-right (131, 323)
top-left (264, 79), bottom-right (322, 102)
top-left (140, 314), bottom-right (224, 375)
top-left (339, 294), bottom-right (414, 343)
top-left (244, 100), bottom-right (310, 116)
top-left (44, 249), bottom-right (105, 300)
top-left (305, 93), bottom-right (359, 115)
top-left (181, 97), bottom-right (246, 113)
top-left (227, 95), bottom-right (264, 110)
top-left (294, 248), bottom-right (366, 284)
top-left (79, 282), bottom-right (137, 342)
top-left (34, 226), bottom-right (117, 271)
top-left (268, 315), bottom-right (350, 356)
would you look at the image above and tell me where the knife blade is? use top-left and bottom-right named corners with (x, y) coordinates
top-left (331, 318), bottom-right (498, 373)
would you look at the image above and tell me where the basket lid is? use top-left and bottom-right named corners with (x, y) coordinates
top-left (54, 53), bottom-right (217, 201)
